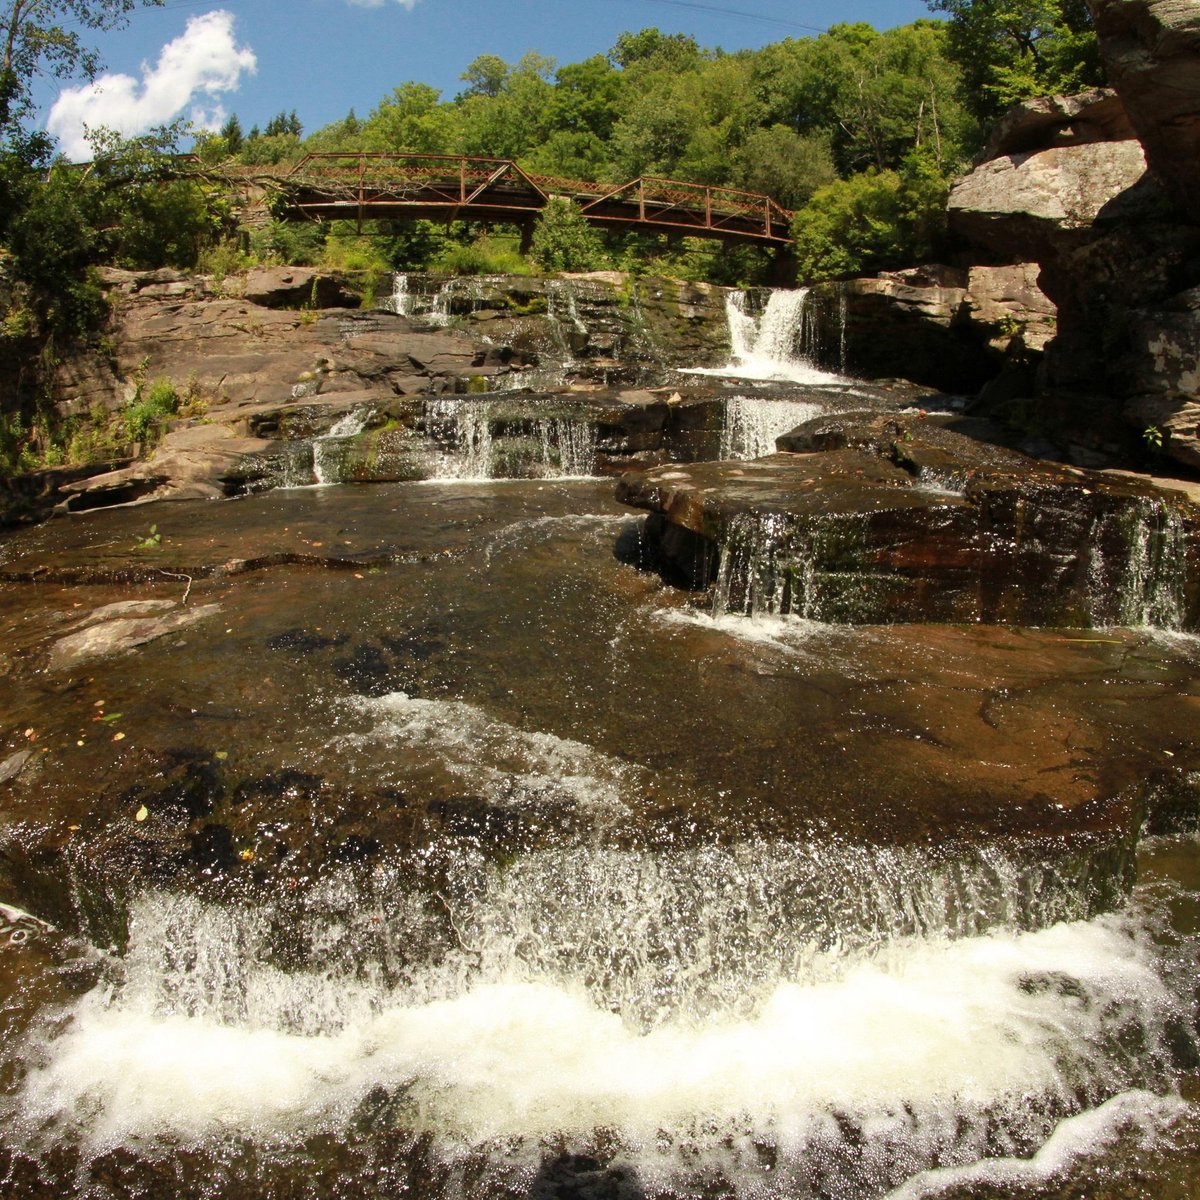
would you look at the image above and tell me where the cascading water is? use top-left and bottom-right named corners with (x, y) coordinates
top-left (2, 839), bottom-right (1193, 1199)
top-left (719, 395), bottom-right (824, 460)
top-left (272, 407), bottom-right (375, 488)
top-left (313, 408), bottom-right (373, 486)
top-left (2, 274), bottom-right (1199, 1200)
top-left (386, 271), bottom-right (414, 317)
top-left (1087, 498), bottom-right (1188, 629)
top-left (422, 397), bottom-right (597, 480)
top-left (691, 288), bottom-right (847, 384)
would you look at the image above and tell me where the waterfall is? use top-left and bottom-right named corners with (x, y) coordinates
top-left (690, 288), bottom-right (847, 384)
top-left (719, 395), bottom-right (824, 460)
top-left (709, 511), bottom-right (860, 622)
top-left (423, 398), bottom-right (597, 480)
top-left (312, 408), bottom-right (373, 486)
top-left (387, 272), bottom-right (414, 317)
top-left (1086, 498), bottom-right (1187, 629)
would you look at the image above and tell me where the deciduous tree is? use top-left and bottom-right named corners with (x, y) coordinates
top-left (0, 0), bottom-right (163, 131)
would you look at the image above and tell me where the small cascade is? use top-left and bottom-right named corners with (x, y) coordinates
top-left (423, 398), bottom-right (597, 480)
top-left (719, 395), bottom-right (824, 460)
top-left (709, 511), bottom-right (872, 623)
top-left (691, 287), bottom-right (846, 384)
top-left (386, 272), bottom-right (414, 317)
top-left (312, 408), bottom-right (373, 486)
top-left (1086, 498), bottom-right (1187, 629)
top-left (424, 397), bottom-right (493, 479)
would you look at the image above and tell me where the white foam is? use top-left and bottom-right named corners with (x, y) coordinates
top-left (887, 1090), bottom-right (1191, 1199)
top-left (654, 605), bottom-right (843, 656)
top-left (343, 691), bottom-right (634, 810)
top-left (14, 896), bottom-right (1186, 1188)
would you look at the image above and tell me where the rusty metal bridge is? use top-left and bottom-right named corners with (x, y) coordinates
top-left (269, 153), bottom-right (795, 248)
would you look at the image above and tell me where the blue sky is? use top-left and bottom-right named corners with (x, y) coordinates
top-left (41, 0), bottom-right (937, 159)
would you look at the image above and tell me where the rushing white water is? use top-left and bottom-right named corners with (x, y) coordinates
top-left (422, 397), bottom-right (597, 480)
top-left (690, 289), bottom-right (847, 384)
top-left (387, 271), bottom-right (414, 317)
top-left (719, 394), bottom-right (824, 459)
top-left (343, 690), bottom-right (636, 811)
top-left (312, 408), bottom-right (373, 486)
top-left (10, 878), bottom-right (1191, 1198)
top-left (269, 407), bottom-right (374, 489)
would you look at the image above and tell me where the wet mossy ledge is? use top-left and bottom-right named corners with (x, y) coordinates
top-left (618, 410), bottom-right (1200, 629)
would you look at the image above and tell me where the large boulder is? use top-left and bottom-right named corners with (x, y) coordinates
top-left (981, 88), bottom-right (1136, 158)
top-left (242, 266), bottom-right (359, 309)
top-left (618, 411), bottom-right (1200, 628)
top-left (1089, 0), bottom-right (1200, 222)
top-left (947, 138), bottom-right (1149, 261)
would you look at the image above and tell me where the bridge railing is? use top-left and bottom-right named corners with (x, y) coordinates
top-left (286, 152), bottom-right (549, 207)
top-left (282, 153), bottom-right (793, 240)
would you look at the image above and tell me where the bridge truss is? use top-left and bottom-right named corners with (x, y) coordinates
top-left (272, 153), bottom-right (795, 248)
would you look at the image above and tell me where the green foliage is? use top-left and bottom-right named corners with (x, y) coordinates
top-left (0, 1), bottom-right (164, 133)
top-left (431, 234), bottom-right (530, 277)
top-left (731, 126), bottom-right (837, 210)
top-left (361, 83), bottom-right (457, 154)
top-left (927, 0), bottom-right (1103, 124)
top-left (250, 220), bottom-right (325, 266)
top-left (123, 375), bottom-right (178, 446)
top-left (529, 197), bottom-right (607, 273)
top-left (792, 154), bottom-right (950, 281)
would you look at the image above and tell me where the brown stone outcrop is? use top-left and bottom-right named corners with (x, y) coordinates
top-left (1088, 0), bottom-right (1200, 222)
top-left (619, 411), bottom-right (1200, 627)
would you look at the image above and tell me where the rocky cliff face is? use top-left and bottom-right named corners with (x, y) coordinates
top-left (946, 3), bottom-right (1200, 472)
top-left (0, 266), bottom-right (733, 520)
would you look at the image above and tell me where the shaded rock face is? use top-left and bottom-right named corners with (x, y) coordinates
top-left (950, 66), bottom-right (1200, 468)
top-left (618, 412), bottom-right (1200, 628)
top-left (982, 88), bottom-right (1137, 159)
top-left (1089, 0), bottom-right (1200, 223)
top-left (806, 266), bottom-right (1053, 393)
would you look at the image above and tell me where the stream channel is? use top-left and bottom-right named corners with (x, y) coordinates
top-left (0, 284), bottom-right (1199, 1198)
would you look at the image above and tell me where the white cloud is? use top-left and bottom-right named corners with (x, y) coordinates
top-left (345, 0), bottom-right (419, 9)
top-left (47, 10), bottom-right (257, 160)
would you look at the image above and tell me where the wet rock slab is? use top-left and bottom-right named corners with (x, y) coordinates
top-left (0, 481), bottom-right (1198, 935)
top-left (618, 412), bottom-right (1200, 627)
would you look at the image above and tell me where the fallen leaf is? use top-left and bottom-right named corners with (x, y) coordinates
top-left (135, 805), bottom-right (149, 822)
top-left (239, 848), bottom-right (255, 863)
top-left (93, 700), bottom-right (105, 708)
top-left (215, 750), bottom-right (229, 761)
top-left (101, 713), bottom-right (123, 723)
top-left (112, 732), bottom-right (126, 742)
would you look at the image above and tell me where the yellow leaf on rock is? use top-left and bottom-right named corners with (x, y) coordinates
top-left (135, 806), bottom-right (149, 822)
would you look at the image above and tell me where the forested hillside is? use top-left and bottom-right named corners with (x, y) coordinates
top-left (0, 0), bottom-right (1103, 474)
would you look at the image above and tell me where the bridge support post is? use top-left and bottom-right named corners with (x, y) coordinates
top-left (518, 220), bottom-right (535, 257)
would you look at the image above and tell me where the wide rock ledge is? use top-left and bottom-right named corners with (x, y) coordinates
top-left (617, 413), bottom-right (1200, 627)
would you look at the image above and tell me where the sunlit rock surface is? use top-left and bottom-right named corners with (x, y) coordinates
top-left (619, 412), bottom-right (1200, 629)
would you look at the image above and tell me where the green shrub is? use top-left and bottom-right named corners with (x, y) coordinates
top-left (123, 377), bottom-right (179, 446)
top-left (529, 198), bottom-right (607, 273)
top-left (432, 234), bottom-right (530, 277)
top-left (791, 155), bottom-right (950, 282)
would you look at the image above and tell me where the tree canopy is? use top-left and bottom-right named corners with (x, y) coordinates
top-left (0, 0), bottom-right (163, 131)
